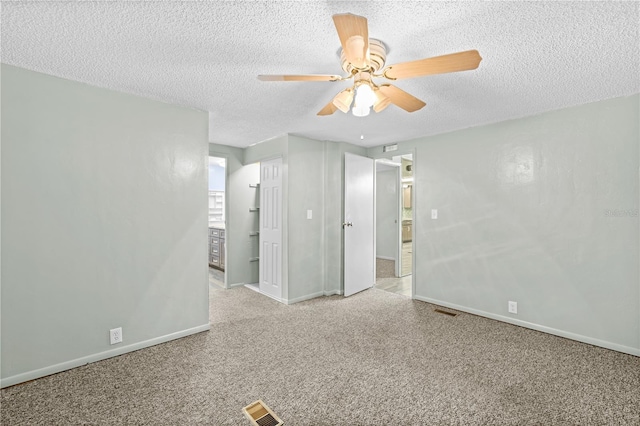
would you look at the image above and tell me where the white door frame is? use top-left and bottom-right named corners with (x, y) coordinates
top-left (372, 149), bottom-right (416, 299)
top-left (208, 153), bottom-right (228, 289)
top-left (395, 165), bottom-right (403, 278)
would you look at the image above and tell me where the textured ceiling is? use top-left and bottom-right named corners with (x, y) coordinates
top-left (2, 1), bottom-right (639, 148)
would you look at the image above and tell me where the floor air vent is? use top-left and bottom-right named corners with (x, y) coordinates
top-left (242, 400), bottom-right (284, 426)
top-left (434, 308), bottom-right (458, 317)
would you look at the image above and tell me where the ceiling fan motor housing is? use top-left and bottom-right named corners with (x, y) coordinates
top-left (340, 39), bottom-right (387, 74)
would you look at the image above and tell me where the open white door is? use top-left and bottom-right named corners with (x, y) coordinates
top-left (259, 158), bottom-right (283, 300)
top-left (344, 152), bottom-right (375, 297)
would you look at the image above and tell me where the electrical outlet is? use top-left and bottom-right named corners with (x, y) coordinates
top-left (431, 209), bottom-right (438, 219)
top-left (307, 209), bottom-right (312, 219)
top-left (508, 301), bottom-right (518, 314)
top-left (110, 327), bottom-right (123, 345)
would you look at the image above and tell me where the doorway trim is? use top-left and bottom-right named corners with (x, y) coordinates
top-left (371, 148), bottom-right (417, 300)
top-left (396, 164), bottom-right (403, 278)
top-left (207, 154), bottom-right (228, 289)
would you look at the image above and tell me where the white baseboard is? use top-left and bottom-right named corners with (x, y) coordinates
top-left (262, 292), bottom-right (286, 304)
top-left (376, 256), bottom-right (396, 261)
top-left (286, 291), bottom-right (325, 305)
top-left (286, 289), bottom-right (343, 304)
top-left (413, 295), bottom-right (640, 357)
top-left (228, 281), bottom-right (246, 288)
top-left (0, 323), bottom-right (210, 389)
top-left (242, 284), bottom-right (287, 304)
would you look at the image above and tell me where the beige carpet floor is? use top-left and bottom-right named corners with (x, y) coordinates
top-left (2, 286), bottom-right (639, 425)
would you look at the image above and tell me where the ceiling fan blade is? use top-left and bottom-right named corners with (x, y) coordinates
top-left (332, 13), bottom-right (369, 69)
top-left (317, 100), bottom-right (338, 116)
top-left (383, 50), bottom-right (482, 80)
top-left (258, 74), bottom-right (342, 82)
top-left (377, 84), bottom-right (426, 112)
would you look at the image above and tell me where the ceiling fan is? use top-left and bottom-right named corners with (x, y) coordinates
top-left (258, 13), bottom-right (482, 117)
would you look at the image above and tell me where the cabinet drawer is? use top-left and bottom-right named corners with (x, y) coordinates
top-left (210, 246), bottom-right (219, 255)
top-left (210, 255), bottom-right (219, 265)
top-left (209, 228), bottom-right (220, 238)
top-left (219, 230), bottom-right (225, 238)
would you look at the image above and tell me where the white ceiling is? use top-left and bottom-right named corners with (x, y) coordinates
top-left (2, 1), bottom-right (638, 148)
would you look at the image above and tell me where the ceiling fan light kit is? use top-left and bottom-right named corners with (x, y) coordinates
top-left (332, 88), bottom-right (354, 113)
top-left (258, 13), bottom-right (482, 117)
top-left (352, 102), bottom-right (370, 117)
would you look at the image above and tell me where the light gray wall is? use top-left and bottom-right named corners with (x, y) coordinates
top-left (208, 144), bottom-right (260, 287)
top-left (369, 94), bottom-right (640, 356)
top-left (323, 141), bottom-right (368, 295)
top-left (376, 169), bottom-right (398, 261)
top-left (287, 135), bottom-right (325, 302)
top-left (1, 65), bottom-right (210, 387)
top-left (244, 135), bottom-right (288, 165)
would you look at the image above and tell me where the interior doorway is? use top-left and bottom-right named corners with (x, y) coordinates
top-left (400, 155), bottom-right (413, 278)
top-left (374, 154), bottom-right (413, 297)
top-left (244, 158), bottom-right (285, 303)
top-left (208, 156), bottom-right (226, 289)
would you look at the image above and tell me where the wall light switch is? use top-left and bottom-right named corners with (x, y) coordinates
top-left (307, 209), bottom-right (312, 219)
top-left (431, 209), bottom-right (438, 219)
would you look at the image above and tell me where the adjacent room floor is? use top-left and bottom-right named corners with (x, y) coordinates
top-left (209, 266), bottom-right (224, 288)
top-left (401, 241), bottom-right (412, 276)
top-left (375, 257), bottom-right (411, 297)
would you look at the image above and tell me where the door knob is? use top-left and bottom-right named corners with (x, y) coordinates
top-left (342, 221), bottom-right (353, 228)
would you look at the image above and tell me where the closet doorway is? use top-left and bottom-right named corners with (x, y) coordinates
top-left (208, 156), bottom-right (226, 289)
top-left (374, 154), bottom-right (413, 297)
top-left (243, 158), bottom-right (284, 303)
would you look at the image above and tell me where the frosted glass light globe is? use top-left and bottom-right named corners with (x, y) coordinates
top-left (355, 84), bottom-right (375, 107)
top-left (352, 103), bottom-right (370, 117)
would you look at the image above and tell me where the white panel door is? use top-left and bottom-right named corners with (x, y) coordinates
top-left (344, 152), bottom-right (375, 297)
top-left (259, 158), bottom-right (283, 300)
